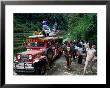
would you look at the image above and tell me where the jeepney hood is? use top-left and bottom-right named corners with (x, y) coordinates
top-left (19, 50), bottom-right (43, 55)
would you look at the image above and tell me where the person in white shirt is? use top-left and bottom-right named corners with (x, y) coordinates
top-left (85, 42), bottom-right (89, 49)
top-left (83, 43), bottom-right (96, 75)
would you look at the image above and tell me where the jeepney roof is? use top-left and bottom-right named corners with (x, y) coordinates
top-left (28, 35), bottom-right (44, 38)
top-left (44, 37), bottom-right (58, 40)
top-left (27, 35), bottom-right (63, 41)
top-left (19, 50), bottom-right (43, 55)
top-left (44, 36), bottom-right (63, 40)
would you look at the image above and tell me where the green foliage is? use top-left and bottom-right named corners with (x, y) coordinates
top-left (14, 45), bottom-right (26, 55)
top-left (14, 13), bottom-right (68, 32)
top-left (64, 13), bottom-right (97, 44)
top-left (14, 13), bottom-right (97, 54)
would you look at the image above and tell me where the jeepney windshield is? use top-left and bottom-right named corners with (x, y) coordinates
top-left (28, 42), bottom-right (45, 47)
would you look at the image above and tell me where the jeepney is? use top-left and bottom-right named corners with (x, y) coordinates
top-left (14, 33), bottom-right (63, 75)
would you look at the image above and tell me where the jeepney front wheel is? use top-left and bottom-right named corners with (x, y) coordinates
top-left (39, 65), bottom-right (46, 75)
top-left (34, 60), bottom-right (46, 75)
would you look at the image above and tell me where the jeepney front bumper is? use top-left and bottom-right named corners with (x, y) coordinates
top-left (14, 62), bottom-right (34, 73)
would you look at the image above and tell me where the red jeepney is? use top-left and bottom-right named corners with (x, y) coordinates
top-left (14, 34), bottom-right (63, 75)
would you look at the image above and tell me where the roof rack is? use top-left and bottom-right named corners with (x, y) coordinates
top-left (28, 35), bottom-right (44, 38)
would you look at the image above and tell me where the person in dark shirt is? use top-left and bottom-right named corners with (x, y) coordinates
top-left (77, 44), bottom-right (83, 64)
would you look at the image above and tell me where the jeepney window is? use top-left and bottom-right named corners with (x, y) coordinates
top-left (27, 42), bottom-right (45, 47)
top-left (37, 42), bottom-right (45, 46)
top-left (28, 42), bottom-right (35, 47)
top-left (28, 43), bottom-right (31, 46)
top-left (35, 42), bottom-right (37, 46)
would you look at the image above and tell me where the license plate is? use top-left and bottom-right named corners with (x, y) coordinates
top-left (22, 58), bottom-right (28, 61)
top-left (16, 63), bottom-right (25, 69)
top-left (19, 62), bottom-right (25, 65)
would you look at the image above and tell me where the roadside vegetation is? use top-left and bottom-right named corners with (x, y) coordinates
top-left (14, 13), bottom-right (97, 54)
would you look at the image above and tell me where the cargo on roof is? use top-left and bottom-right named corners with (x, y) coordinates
top-left (28, 35), bottom-right (44, 38)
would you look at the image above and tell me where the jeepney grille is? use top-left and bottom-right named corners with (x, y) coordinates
top-left (21, 54), bottom-right (29, 61)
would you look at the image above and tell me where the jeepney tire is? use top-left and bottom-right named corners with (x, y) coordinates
top-left (39, 59), bottom-right (47, 75)
top-left (34, 63), bottom-right (39, 75)
top-left (39, 64), bottom-right (46, 75)
top-left (34, 60), bottom-right (46, 75)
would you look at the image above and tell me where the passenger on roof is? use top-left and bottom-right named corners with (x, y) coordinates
top-left (42, 20), bottom-right (51, 34)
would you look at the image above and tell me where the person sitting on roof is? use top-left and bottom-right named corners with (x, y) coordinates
top-left (42, 20), bottom-right (51, 34)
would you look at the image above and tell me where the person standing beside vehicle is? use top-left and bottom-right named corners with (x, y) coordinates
top-left (83, 43), bottom-right (96, 75)
top-left (63, 41), bottom-right (72, 69)
top-left (77, 44), bottom-right (83, 64)
top-left (70, 41), bottom-right (76, 60)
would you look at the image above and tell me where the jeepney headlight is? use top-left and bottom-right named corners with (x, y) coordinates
top-left (17, 55), bottom-right (21, 59)
top-left (29, 55), bottom-right (32, 60)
